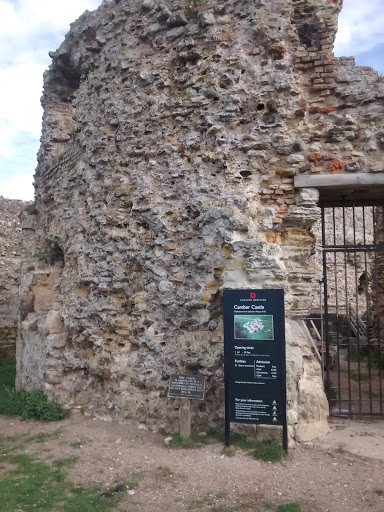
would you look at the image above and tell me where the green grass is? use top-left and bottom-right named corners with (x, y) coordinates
top-left (350, 370), bottom-right (370, 382)
top-left (25, 203), bottom-right (38, 215)
top-left (168, 432), bottom-right (213, 449)
top-left (0, 358), bottom-right (67, 422)
top-left (0, 358), bottom-right (16, 388)
top-left (375, 489), bottom-right (384, 496)
top-left (227, 432), bottom-right (259, 451)
top-left (251, 440), bottom-right (285, 462)
top-left (218, 432), bottom-right (285, 463)
top-left (346, 347), bottom-right (384, 371)
top-left (30, 431), bottom-right (62, 443)
top-left (0, 452), bottom-right (121, 512)
top-left (126, 470), bottom-right (146, 490)
top-left (276, 504), bottom-right (301, 512)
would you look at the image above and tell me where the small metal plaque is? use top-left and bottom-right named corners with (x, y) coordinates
top-left (168, 374), bottom-right (205, 400)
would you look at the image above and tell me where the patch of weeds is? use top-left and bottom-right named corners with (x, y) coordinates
top-left (1, 388), bottom-right (68, 421)
top-left (125, 469), bottom-right (146, 490)
top-left (252, 440), bottom-right (285, 462)
top-left (0, 359), bottom-right (67, 422)
top-left (346, 347), bottom-right (360, 363)
top-left (25, 203), bottom-right (38, 215)
top-left (276, 503), bottom-right (302, 512)
top-left (157, 465), bottom-right (174, 477)
top-left (0, 451), bottom-right (121, 512)
top-left (53, 456), bottom-right (79, 469)
top-left (188, 492), bottom-right (229, 511)
top-left (346, 347), bottom-right (384, 371)
top-left (0, 433), bottom-right (27, 452)
top-left (217, 432), bottom-right (285, 463)
top-left (188, 500), bottom-right (204, 511)
top-left (29, 430), bottom-right (61, 443)
top-left (228, 432), bottom-right (260, 451)
top-left (187, 0), bottom-right (205, 12)
top-left (168, 432), bottom-right (211, 449)
top-left (375, 489), bottom-right (384, 496)
top-left (324, 383), bottom-right (337, 402)
top-left (350, 370), bottom-right (370, 382)
top-left (221, 445), bottom-right (237, 457)
top-left (0, 358), bottom-right (16, 388)
top-left (212, 505), bottom-right (233, 512)
top-left (70, 440), bottom-right (86, 449)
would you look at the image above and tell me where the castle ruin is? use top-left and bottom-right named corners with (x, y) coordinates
top-left (17, 0), bottom-right (384, 441)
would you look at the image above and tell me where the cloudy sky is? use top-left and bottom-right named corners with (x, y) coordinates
top-left (0, 0), bottom-right (383, 202)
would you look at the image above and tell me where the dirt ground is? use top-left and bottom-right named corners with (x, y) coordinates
top-left (1, 414), bottom-right (384, 512)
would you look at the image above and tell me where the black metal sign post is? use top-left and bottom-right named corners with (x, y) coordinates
top-left (223, 289), bottom-right (288, 452)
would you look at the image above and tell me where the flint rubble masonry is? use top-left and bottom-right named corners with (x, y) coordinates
top-left (17, 0), bottom-right (384, 442)
top-left (0, 198), bottom-right (27, 358)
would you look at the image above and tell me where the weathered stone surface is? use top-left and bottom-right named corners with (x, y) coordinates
top-left (16, 0), bottom-right (384, 442)
top-left (0, 197), bottom-right (27, 358)
top-left (295, 188), bottom-right (320, 208)
top-left (295, 420), bottom-right (330, 443)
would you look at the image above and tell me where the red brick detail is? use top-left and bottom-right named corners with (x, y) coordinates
top-left (328, 159), bottom-right (344, 172)
top-left (320, 106), bottom-right (337, 113)
top-left (308, 153), bottom-right (323, 162)
top-left (277, 205), bottom-right (289, 218)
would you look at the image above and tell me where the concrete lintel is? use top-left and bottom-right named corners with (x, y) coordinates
top-left (294, 173), bottom-right (384, 202)
top-left (294, 173), bottom-right (384, 189)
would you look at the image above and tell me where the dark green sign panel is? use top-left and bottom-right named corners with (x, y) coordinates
top-left (223, 289), bottom-right (287, 448)
top-left (168, 374), bottom-right (205, 400)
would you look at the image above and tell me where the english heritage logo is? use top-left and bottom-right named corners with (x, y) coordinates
top-left (250, 292), bottom-right (256, 299)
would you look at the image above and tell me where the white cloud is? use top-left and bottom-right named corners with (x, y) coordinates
top-left (0, 0), bottom-right (103, 200)
top-left (0, 173), bottom-right (34, 201)
top-left (334, 0), bottom-right (384, 57)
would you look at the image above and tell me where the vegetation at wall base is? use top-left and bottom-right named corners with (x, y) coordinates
top-left (217, 432), bottom-right (286, 462)
top-left (25, 203), bottom-right (38, 215)
top-left (169, 432), bottom-right (213, 448)
top-left (251, 439), bottom-right (286, 462)
top-left (0, 358), bottom-right (67, 422)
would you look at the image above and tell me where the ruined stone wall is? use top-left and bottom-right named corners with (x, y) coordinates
top-left (18, 0), bottom-right (384, 442)
top-left (0, 197), bottom-right (26, 358)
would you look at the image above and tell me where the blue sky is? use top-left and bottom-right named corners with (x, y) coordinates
top-left (0, 0), bottom-right (383, 201)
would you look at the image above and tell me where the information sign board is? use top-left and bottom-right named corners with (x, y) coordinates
top-left (223, 289), bottom-right (287, 450)
top-left (168, 374), bottom-right (205, 400)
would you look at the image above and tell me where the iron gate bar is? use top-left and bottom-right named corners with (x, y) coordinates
top-left (333, 206), bottom-right (342, 412)
top-left (352, 205), bottom-right (363, 412)
top-left (363, 206), bottom-right (373, 413)
top-left (372, 207), bottom-right (384, 414)
top-left (321, 206), bottom-right (331, 398)
top-left (321, 202), bottom-right (384, 416)
top-left (342, 206), bottom-right (352, 413)
top-left (321, 200), bottom-right (384, 208)
top-left (322, 246), bottom-right (384, 252)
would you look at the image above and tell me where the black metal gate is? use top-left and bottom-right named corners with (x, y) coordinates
top-left (321, 202), bottom-right (384, 416)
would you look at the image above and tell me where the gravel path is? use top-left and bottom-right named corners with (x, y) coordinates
top-left (1, 415), bottom-right (383, 511)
